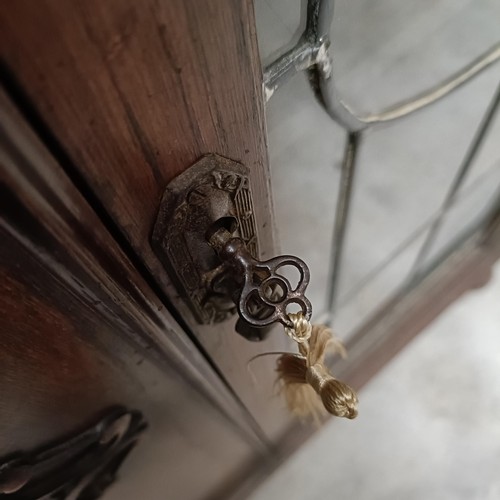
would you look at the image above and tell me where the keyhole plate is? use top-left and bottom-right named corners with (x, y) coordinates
top-left (151, 154), bottom-right (260, 324)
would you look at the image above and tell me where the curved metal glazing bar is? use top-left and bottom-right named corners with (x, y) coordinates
top-left (263, 0), bottom-right (500, 325)
top-left (324, 131), bottom-right (362, 324)
top-left (263, 39), bottom-right (319, 100)
top-left (312, 0), bottom-right (500, 130)
top-left (265, 0), bottom-right (500, 132)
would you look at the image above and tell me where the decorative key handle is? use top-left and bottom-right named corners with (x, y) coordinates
top-left (276, 313), bottom-right (358, 421)
top-left (208, 228), bottom-right (312, 329)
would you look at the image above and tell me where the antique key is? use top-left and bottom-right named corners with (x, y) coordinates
top-left (208, 228), bottom-right (358, 420)
top-left (207, 227), bottom-right (312, 329)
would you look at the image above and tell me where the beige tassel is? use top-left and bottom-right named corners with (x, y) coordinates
top-left (276, 315), bottom-right (358, 421)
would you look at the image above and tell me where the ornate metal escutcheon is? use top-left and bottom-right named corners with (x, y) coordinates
top-left (152, 154), bottom-right (312, 340)
top-left (0, 408), bottom-right (146, 499)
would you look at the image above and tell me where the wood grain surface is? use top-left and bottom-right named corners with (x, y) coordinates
top-left (0, 0), bottom-right (293, 439)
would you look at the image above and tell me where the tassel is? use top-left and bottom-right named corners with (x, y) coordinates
top-left (276, 318), bottom-right (358, 421)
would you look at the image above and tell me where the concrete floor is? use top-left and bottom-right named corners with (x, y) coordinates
top-left (251, 1), bottom-right (500, 499)
top-left (249, 262), bottom-right (500, 500)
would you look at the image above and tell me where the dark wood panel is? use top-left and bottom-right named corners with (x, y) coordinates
top-left (0, 86), bottom-right (266, 445)
top-left (0, 260), bottom-right (113, 453)
top-left (0, 0), bottom-right (292, 438)
top-left (0, 248), bottom-right (257, 500)
top-left (0, 0), bottom-right (274, 256)
top-left (0, 87), bottom-right (266, 499)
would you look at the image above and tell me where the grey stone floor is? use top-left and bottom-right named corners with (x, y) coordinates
top-left (249, 261), bottom-right (500, 500)
top-left (252, 1), bottom-right (500, 499)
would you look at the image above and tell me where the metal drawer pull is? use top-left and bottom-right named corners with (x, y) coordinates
top-left (0, 408), bottom-right (145, 498)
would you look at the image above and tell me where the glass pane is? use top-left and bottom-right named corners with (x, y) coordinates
top-left (460, 102), bottom-right (500, 192)
top-left (334, 232), bottom-right (428, 340)
top-left (265, 73), bottom-right (345, 315)
top-left (332, 0), bottom-right (500, 112)
top-left (420, 164), bottom-right (500, 271)
top-left (336, 72), bottom-right (500, 308)
top-left (255, 0), bottom-right (500, 337)
top-left (254, 0), bottom-right (303, 64)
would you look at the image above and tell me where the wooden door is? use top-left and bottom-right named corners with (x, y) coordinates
top-left (0, 1), bottom-right (294, 499)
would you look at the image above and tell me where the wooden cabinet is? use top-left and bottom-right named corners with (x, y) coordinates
top-left (0, 1), bottom-right (289, 498)
top-left (0, 85), bottom-right (266, 499)
top-left (3, 1), bottom-right (499, 498)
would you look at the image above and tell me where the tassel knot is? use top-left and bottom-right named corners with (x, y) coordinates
top-left (277, 318), bottom-right (358, 421)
